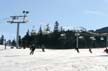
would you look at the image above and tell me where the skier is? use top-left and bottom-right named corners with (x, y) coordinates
top-left (75, 48), bottom-right (80, 53)
top-left (30, 44), bottom-right (36, 55)
top-left (89, 48), bottom-right (92, 53)
top-left (104, 48), bottom-right (108, 53)
top-left (42, 44), bottom-right (45, 52)
top-left (4, 42), bottom-right (7, 49)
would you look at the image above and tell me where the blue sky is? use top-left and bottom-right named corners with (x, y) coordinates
top-left (0, 0), bottom-right (108, 40)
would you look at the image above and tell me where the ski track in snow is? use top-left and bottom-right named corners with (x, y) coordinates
top-left (0, 45), bottom-right (108, 71)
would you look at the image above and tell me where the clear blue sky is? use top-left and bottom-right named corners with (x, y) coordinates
top-left (0, 0), bottom-right (108, 40)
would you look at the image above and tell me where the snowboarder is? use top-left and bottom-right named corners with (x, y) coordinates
top-left (30, 44), bottom-right (36, 55)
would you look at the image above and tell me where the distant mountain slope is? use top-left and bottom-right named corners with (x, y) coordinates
top-left (95, 27), bottom-right (108, 33)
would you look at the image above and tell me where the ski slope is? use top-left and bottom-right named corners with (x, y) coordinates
top-left (0, 45), bottom-right (108, 71)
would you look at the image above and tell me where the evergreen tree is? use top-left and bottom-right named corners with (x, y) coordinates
top-left (39, 26), bottom-right (42, 34)
top-left (54, 21), bottom-right (59, 32)
top-left (26, 30), bottom-right (30, 36)
top-left (7, 40), bottom-right (11, 46)
top-left (22, 30), bottom-right (30, 47)
top-left (11, 39), bottom-right (16, 46)
top-left (37, 26), bottom-right (43, 48)
top-left (46, 24), bottom-right (50, 32)
top-left (0, 35), bottom-right (4, 45)
top-left (50, 21), bottom-right (61, 48)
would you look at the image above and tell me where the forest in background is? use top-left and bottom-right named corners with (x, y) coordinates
top-left (0, 21), bottom-right (107, 49)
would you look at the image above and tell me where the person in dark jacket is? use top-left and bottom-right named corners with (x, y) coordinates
top-left (30, 44), bottom-right (36, 55)
top-left (75, 48), bottom-right (80, 53)
top-left (104, 48), bottom-right (108, 53)
top-left (89, 48), bottom-right (92, 53)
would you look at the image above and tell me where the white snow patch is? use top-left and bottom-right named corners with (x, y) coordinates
top-left (0, 45), bottom-right (108, 71)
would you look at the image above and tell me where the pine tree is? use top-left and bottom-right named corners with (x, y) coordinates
top-left (11, 39), bottom-right (16, 47)
top-left (46, 24), bottom-right (50, 32)
top-left (37, 26), bottom-right (44, 49)
top-left (22, 30), bottom-right (30, 47)
top-left (0, 35), bottom-right (4, 45)
top-left (54, 21), bottom-right (59, 32)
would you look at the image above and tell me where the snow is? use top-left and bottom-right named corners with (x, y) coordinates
top-left (0, 45), bottom-right (108, 71)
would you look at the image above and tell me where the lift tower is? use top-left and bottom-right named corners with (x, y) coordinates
top-left (7, 11), bottom-right (29, 48)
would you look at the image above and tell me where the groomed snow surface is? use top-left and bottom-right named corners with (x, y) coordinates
top-left (0, 45), bottom-right (108, 71)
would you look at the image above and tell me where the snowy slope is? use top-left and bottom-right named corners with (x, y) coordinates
top-left (0, 45), bottom-right (108, 71)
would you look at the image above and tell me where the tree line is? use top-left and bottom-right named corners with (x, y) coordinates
top-left (20, 21), bottom-right (107, 49)
top-left (0, 21), bottom-right (107, 49)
